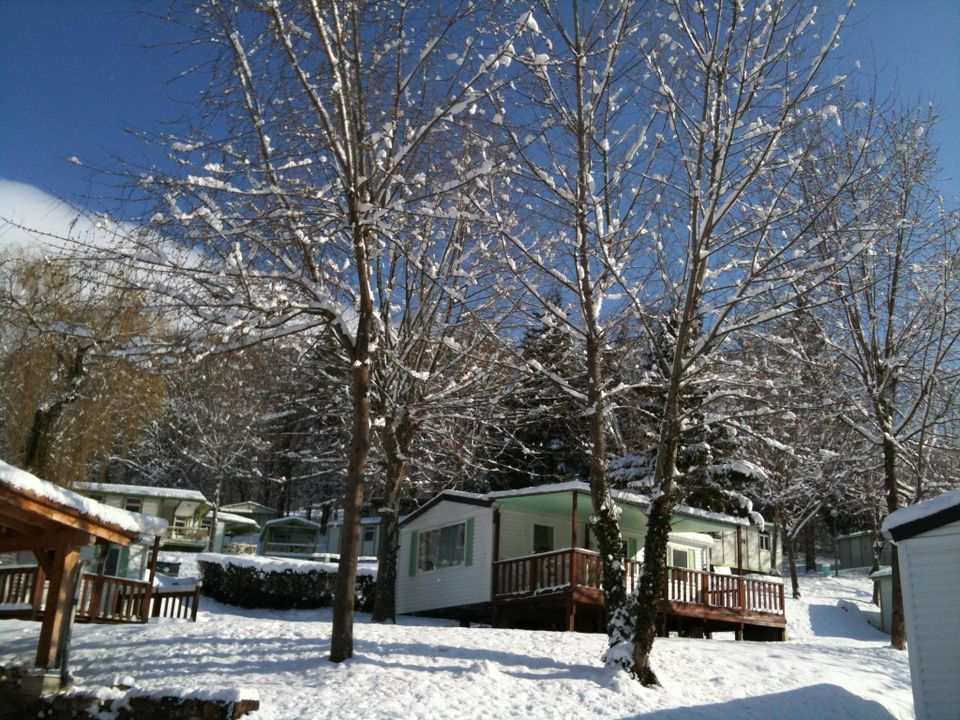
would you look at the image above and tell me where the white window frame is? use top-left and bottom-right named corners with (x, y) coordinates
top-left (123, 497), bottom-right (142, 513)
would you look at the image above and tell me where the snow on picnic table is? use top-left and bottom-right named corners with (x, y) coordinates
top-left (0, 571), bottom-right (912, 719)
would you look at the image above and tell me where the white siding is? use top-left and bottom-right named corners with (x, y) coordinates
top-left (499, 509), bottom-right (583, 558)
top-left (142, 499), bottom-right (161, 517)
top-left (897, 524), bottom-right (960, 720)
top-left (711, 527), bottom-right (778, 573)
top-left (396, 502), bottom-right (492, 615)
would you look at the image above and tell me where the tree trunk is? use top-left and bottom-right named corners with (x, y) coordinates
top-left (569, 0), bottom-right (625, 661)
top-left (803, 522), bottom-right (817, 574)
top-left (770, 510), bottom-right (781, 574)
top-left (631, 385), bottom-right (683, 686)
top-left (786, 533), bottom-right (801, 599)
top-left (371, 419), bottom-right (407, 623)
top-left (330, 221), bottom-right (375, 663)
top-left (882, 435), bottom-right (906, 650)
top-left (207, 476), bottom-right (222, 553)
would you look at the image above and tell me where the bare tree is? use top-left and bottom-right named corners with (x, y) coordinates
top-left (95, 0), bottom-right (523, 661)
top-left (802, 106), bottom-right (960, 650)
top-left (594, 0), bottom-right (868, 683)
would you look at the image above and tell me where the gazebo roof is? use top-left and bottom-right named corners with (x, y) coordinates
top-left (0, 460), bottom-right (167, 550)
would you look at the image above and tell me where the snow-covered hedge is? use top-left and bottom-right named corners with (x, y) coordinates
top-left (196, 553), bottom-right (376, 611)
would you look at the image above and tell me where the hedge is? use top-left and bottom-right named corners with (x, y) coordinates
top-left (196, 553), bottom-right (376, 611)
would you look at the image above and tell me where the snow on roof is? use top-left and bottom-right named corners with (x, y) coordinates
top-left (262, 516), bottom-right (326, 531)
top-left (882, 489), bottom-right (960, 542)
top-left (0, 460), bottom-right (167, 538)
top-left (670, 531), bottom-right (716, 546)
top-left (869, 566), bottom-right (892, 579)
top-left (837, 530), bottom-right (873, 541)
top-left (217, 511), bottom-right (259, 527)
top-left (487, 480), bottom-right (589, 499)
top-left (220, 501), bottom-right (278, 514)
top-left (74, 481), bottom-right (209, 504)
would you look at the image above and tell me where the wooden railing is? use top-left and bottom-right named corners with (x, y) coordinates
top-left (77, 573), bottom-right (153, 623)
top-left (1, 566), bottom-right (201, 623)
top-left (151, 583), bottom-right (202, 621)
top-left (0, 565), bottom-right (37, 607)
top-left (262, 542), bottom-right (316, 555)
top-left (166, 527), bottom-right (209, 543)
top-left (492, 549), bottom-right (785, 616)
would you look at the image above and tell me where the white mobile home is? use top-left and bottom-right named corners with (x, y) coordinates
top-left (883, 490), bottom-right (960, 720)
top-left (258, 514), bottom-right (383, 559)
top-left (396, 482), bottom-right (786, 638)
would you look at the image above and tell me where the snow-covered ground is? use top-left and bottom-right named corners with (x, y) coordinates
top-left (0, 570), bottom-right (912, 719)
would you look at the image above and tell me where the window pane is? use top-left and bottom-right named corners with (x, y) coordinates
top-left (533, 524), bottom-right (554, 553)
top-left (671, 548), bottom-right (689, 568)
top-left (418, 529), bottom-right (438, 572)
top-left (438, 523), bottom-right (465, 567)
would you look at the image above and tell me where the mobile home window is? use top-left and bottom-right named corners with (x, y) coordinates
top-left (364, 527), bottom-right (376, 542)
top-left (124, 497), bottom-right (142, 513)
top-left (759, 532), bottom-right (771, 551)
top-left (671, 548), bottom-right (690, 569)
top-left (418, 522), bottom-right (465, 572)
top-left (533, 524), bottom-right (554, 553)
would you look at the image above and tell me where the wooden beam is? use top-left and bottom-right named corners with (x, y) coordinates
top-left (0, 488), bottom-right (137, 546)
top-left (0, 529), bottom-right (92, 554)
top-left (32, 548), bottom-right (53, 575)
top-left (0, 505), bottom-right (52, 534)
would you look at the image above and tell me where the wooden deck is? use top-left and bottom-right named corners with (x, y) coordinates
top-left (0, 565), bottom-right (202, 624)
top-left (492, 548), bottom-right (786, 639)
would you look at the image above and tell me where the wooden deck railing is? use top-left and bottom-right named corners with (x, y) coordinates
top-left (262, 542), bottom-right (316, 555)
top-left (151, 583), bottom-right (203, 621)
top-left (77, 573), bottom-right (153, 623)
top-left (492, 549), bottom-right (785, 616)
top-left (1, 566), bottom-right (202, 623)
top-left (0, 565), bottom-right (37, 607)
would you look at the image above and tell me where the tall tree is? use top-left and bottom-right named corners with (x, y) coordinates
top-left (606, 0), bottom-right (871, 683)
top-left (0, 256), bottom-right (165, 483)
top-left (802, 107), bottom-right (960, 650)
top-left (101, 0), bottom-right (522, 661)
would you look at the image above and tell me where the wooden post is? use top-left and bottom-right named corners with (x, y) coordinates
top-left (737, 576), bottom-right (746, 614)
top-left (35, 541), bottom-right (80, 669)
top-left (191, 582), bottom-right (202, 622)
top-left (140, 536), bottom-right (162, 623)
top-left (700, 571), bottom-right (709, 607)
top-left (778, 581), bottom-right (785, 614)
top-left (30, 551), bottom-right (48, 621)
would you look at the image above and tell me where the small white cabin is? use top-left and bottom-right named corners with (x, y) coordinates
top-left (258, 514), bottom-right (383, 559)
top-left (883, 490), bottom-right (960, 720)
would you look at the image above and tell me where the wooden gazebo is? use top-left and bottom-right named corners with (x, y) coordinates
top-left (0, 460), bottom-right (164, 669)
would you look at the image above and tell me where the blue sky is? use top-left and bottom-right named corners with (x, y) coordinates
top-left (1, 0), bottom-right (958, 225)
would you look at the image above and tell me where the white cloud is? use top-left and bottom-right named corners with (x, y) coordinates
top-left (0, 179), bottom-right (130, 258)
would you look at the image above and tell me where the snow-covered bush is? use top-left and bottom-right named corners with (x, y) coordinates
top-left (197, 554), bottom-right (376, 611)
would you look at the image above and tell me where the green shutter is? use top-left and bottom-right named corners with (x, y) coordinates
top-left (465, 518), bottom-right (474, 567)
top-left (627, 537), bottom-right (637, 560)
top-left (408, 530), bottom-right (419, 576)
